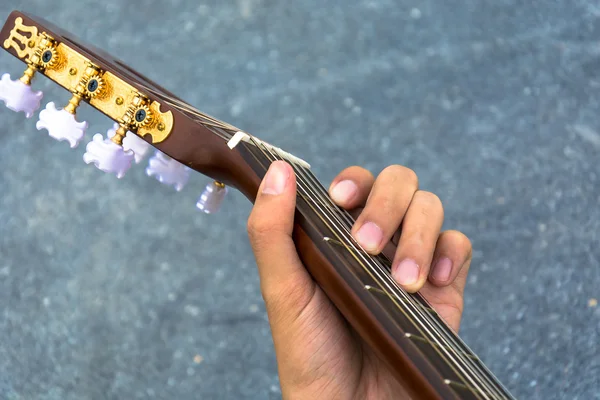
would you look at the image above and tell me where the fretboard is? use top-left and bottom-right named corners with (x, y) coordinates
top-left (239, 136), bottom-right (516, 400)
top-left (148, 92), bottom-right (515, 399)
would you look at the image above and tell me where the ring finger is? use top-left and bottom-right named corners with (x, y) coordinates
top-left (391, 191), bottom-right (444, 292)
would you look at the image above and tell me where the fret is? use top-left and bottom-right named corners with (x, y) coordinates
top-left (296, 167), bottom-right (497, 399)
top-left (445, 380), bottom-right (482, 396)
top-left (405, 333), bottom-right (479, 361)
top-left (323, 236), bottom-right (345, 247)
top-left (152, 87), bottom-right (515, 400)
top-left (297, 181), bottom-right (353, 224)
top-left (365, 284), bottom-right (436, 314)
top-left (236, 133), bottom-right (515, 400)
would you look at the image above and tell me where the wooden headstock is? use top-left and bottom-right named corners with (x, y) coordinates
top-left (0, 10), bottom-right (266, 205)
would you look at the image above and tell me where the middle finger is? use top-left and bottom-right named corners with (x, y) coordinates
top-left (351, 165), bottom-right (419, 254)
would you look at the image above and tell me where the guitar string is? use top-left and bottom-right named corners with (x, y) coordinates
top-left (283, 154), bottom-right (509, 397)
top-left (142, 94), bottom-right (506, 397)
top-left (297, 166), bottom-right (512, 399)
top-left (135, 83), bottom-right (242, 132)
top-left (293, 157), bottom-right (512, 399)
top-left (237, 137), bottom-right (485, 399)
top-left (253, 141), bottom-right (501, 400)
top-left (137, 92), bottom-right (510, 399)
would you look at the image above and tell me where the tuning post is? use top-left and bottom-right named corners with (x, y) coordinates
top-left (106, 122), bottom-right (152, 164)
top-left (0, 33), bottom-right (57, 118)
top-left (37, 62), bottom-right (103, 148)
top-left (197, 181), bottom-right (228, 214)
top-left (121, 93), bottom-right (154, 131)
top-left (82, 88), bottom-right (158, 177)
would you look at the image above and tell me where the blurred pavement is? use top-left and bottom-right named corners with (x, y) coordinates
top-left (0, 1), bottom-right (598, 399)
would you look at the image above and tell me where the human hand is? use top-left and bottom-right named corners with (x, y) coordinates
top-left (247, 161), bottom-right (473, 399)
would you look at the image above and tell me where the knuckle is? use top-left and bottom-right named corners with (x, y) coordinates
top-left (260, 277), bottom-right (315, 323)
top-left (416, 191), bottom-right (444, 217)
top-left (335, 166), bottom-right (374, 185)
top-left (417, 191), bottom-right (443, 208)
top-left (442, 230), bottom-right (473, 261)
top-left (381, 165), bottom-right (419, 189)
top-left (404, 168), bottom-right (419, 188)
top-left (376, 194), bottom-right (396, 215)
top-left (402, 230), bottom-right (427, 249)
top-left (345, 165), bottom-right (372, 177)
top-left (260, 284), bottom-right (286, 316)
top-left (455, 231), bottom-right (473, 256)
top-left (246, 215), bottom-right (273, 246)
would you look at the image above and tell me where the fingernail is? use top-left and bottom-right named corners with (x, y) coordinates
top-left (330, 180), bottom-right (358, 204)
top-left (393, 259), bottom-right (420, 286)
top-left (355, 222), bottom-right (383, 252)
top-left (262, 162), bottom-right (289, 195)
top-left (432, 258), bottom-right (452, 282)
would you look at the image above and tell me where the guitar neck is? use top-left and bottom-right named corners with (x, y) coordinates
top-left (238, 139), bottom-right (516, 400)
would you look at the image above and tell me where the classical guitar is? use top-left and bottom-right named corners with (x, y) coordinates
top-left (0, 11), bottom-right (516, 400)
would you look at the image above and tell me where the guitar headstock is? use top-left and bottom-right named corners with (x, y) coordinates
top-left (0, 10), bottom-right (270, 212)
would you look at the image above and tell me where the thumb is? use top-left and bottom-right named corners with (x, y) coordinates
top-left (247, 161), bottom-right (314, 321)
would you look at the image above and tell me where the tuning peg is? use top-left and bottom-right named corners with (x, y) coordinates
top-left (35, 101), bottom-right (88, 148)
top-left (37, 65), bottom-right (108, 148)
top-left (83, 124), bottom-right (134, 179)
top-left (107, 122), bottom-right (152, 164)
top-left (196, 181), bottom-right (228, 214)
top-left (0, 70), bottom-right (43, 118)
top-left (146, 151), bottom-right (191, 191)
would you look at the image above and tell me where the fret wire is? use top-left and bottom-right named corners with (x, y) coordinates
top-left (298, 165), bottom-right (512, 399)
top-left (236, 140), bottom-right (483, 395)
top-left (299, 167), bottom-right (514, 399)
top-left (256, 144), bottom-right (497, 400)
top-left (300, 158), bottom-right (514, 399)
top-left (135, 87), bottom-right (513, 399)
top-left (242, 139), bottom-right (478, 395)
top-left (208, 124), bottom-right (507, 399)
top-left (285, 161), bottom-right (491, 391)
top-left (297, 171), bottom-right (501, 392)
top-left (224, 134), bottom-right (497, 400)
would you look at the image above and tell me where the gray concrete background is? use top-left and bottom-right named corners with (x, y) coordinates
top-left (0, 0), bottom-right (598, 399)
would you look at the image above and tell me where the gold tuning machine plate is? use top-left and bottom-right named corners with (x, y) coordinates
top-left (2, 17), bottom-right (173, 144)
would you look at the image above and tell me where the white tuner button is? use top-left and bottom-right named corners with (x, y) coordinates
top-left (107, 122), bottom-right (152, 164)
top-left (83, 133), bottom-right (134, 179)
top-left (196, 181), bottom-right (228, 214)
top-left (146, 151), bottom-right (191, 191)
top-left (0, 73), bottom-right (43, 118)
top-left (36, 102), bottom-right (88, 148)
